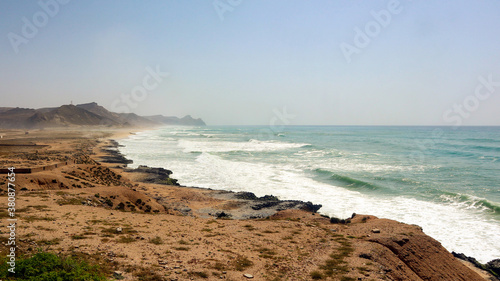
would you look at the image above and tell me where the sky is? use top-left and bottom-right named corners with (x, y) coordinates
top-left (1, 0), bottom-right (500, 126)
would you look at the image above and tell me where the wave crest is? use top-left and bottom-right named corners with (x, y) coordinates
top-left (313, 169), bottom-right (380, 190)
top-left (179, 139), bottom-right (311, 153)
top-left (439, 193), bottom-right (500, 215)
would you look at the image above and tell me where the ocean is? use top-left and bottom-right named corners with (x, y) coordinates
top-left (117, 126), bottom-right (500, 263)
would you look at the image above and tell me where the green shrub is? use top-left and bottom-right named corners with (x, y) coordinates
top-left (0, 251), bottom-right (107, 280)
top-left (191, 271), bottom-right (208, 278)
top-left (149, 236), bottom-right (163, 245)
top-left (232, 255), bottom-right (253, 271)
top-left (310, 270), bottom-right (323, 279)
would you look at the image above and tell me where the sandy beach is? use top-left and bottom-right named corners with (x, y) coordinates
top-left (0, 128), bottom-right (495, 280)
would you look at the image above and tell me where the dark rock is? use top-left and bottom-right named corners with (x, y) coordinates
top-left (207, 189), bottom-right (324, 220)
top-left (452, 252), bottom-right (500, 279)
top-left (234, 192), bottom-right (258, 200)
top-left (276, 201), bottom-right (301, 211)
top-left (234, 192), bottom-right (279, 201)
top-left (100, 141), bottom-right (133, 164)
top-left (260, 195), bottom-right (279, 201)
top-left (330, 217), bottom-right (348, 224)
top-left (330, 217), bottom-right (341, 224)
top-left (299, 201), bottom-right (322, 213)
top-left (251, 201), bottom-right (280, 210)
top-left (359, 253), bottom-right (373, 260)
top-left (486, 259), bottom-right (500, 278)
top-left (215, 211), bottom-right (231, 219)
top-left (248, 215), bottom-right (265, 219)
top-left (395, 238), bottom-right (409, 246)
top-left (125, 165), bottom-right (179, 186)
top-left (113, 271), bottom-right (125, 280)
top-left (129, 165), bottom-right (173, 176)
top-left (452, 252), bottom-right (486, 270)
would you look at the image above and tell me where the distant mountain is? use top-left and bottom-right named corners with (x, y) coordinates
top-left (145, 115), bottom-right (206, 126)
top-left (27, 105), bottom-right (118, 128)
top-left (76, 102), bottom-right (119, 120)
top-left (117, 112), bottom-right (159, 127)
top-left (0, 107), bottom-right (15, 113)
top-left (0, 102), bottom-right (206, 128)
top-left (76, 102), bottom-right (158, 127)
top-left (0, 108), bottom-right (36, 128)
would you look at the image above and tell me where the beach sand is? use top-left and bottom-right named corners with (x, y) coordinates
top-left (0, 128), bottom-right (493, 280)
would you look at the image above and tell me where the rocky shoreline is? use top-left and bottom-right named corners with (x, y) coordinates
top-left (104, 139), bottom-right (324, 220)
top-left (105, 138), bottom-right (500, 280)
top-left (99, 140), bottom-right (133, 165)
top-left (453, 252), bottom-right (500, 280)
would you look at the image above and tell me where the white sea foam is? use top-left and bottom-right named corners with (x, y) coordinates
top-left (178, 139), bottom-right (310, 153)
top-left (295, 153), bottom-right (425, 174)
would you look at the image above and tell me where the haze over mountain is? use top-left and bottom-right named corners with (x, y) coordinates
top-left (0, 102), bottom-right (206, 129)
top-left (144, 114), bottom-right (209, 126)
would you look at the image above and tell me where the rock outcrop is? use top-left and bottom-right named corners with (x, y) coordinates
top-left (345, 215), bottom-right (486, 281)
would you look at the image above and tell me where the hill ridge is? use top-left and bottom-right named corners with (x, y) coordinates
top-left (0, 102), bottom-right (206, 128)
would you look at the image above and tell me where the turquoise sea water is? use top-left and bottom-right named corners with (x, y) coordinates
top-left (118, 126), bottom-right (500, 263)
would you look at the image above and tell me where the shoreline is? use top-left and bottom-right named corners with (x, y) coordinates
top-left (106, 133), bottom-right (325, 220)
top-left (0, 127), bottom-right (497, 280)
top-left (112, 128), bottom-right (500, 260)
top-left (109, 129), bottom-right (500, 279)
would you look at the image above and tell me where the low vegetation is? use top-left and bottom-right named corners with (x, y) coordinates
top-left (313, 235), bottom-right (355, 279)
top-left (149, 236), bottom-right (163, 245)
top-left (0, 251), bottom-right (108, 281)
top-left (232, 255), bottom-right (253, 271)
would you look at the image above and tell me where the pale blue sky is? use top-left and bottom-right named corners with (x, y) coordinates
top-left (1, 0), bottom-right (499, 125)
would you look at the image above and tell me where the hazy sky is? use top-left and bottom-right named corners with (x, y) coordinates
top-left (1, 0), bottom-right (500, 125)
